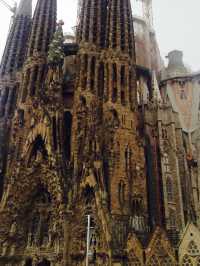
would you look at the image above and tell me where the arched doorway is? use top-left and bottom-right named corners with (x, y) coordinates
top-left (37, 259), bottom-right (50, 266)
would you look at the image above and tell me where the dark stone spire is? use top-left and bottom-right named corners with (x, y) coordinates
top-left (20, 0), bottom-right (57, 101)
top-left (27, 0), bottom-right (57, 57)
top-left (106, 0), bottom-right (135, 57)
top-left (0, 0), bottom-right (32, 77)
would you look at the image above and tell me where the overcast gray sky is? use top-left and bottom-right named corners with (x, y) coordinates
top-left (0, 0), bottom-right (199, 71)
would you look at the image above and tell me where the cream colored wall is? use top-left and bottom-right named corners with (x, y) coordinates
top-left (179, 223), bottom-right (200, 263)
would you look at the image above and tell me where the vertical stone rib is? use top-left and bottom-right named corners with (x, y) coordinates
top-left (107, 0), bottom-right (135, 58)
top-left (27, 0), bottom-right (57, 57)
top-left (77, 0), bottom-right (107, 47)
top-left (22, 0), bottom-right (57, 98)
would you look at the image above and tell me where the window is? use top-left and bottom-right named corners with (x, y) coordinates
top-left (122, 114), bottom-right (126, 125)
top-left (181, 255), bottom-right (192, 266)
top-left (162, 128), bottom-right (168, 139)
top-left (132, 198), bottom-right (142, 216)
top-left (28, 135), bottom-right (48, 166)
top-left (188, 240), bottom-right (200, 256)
top-left (180, 89), bottom-right (187, 100)
top-left (162, 257), bottom-right (173, 266)
top-left (63, 112), bottom-right (72, 161)
top-left (90, 56), bottom-right (96, 91)
top-left (163, 153), bottom-right (170, 173)
top-left (112, 63), bottom-right (117, 82)
top-left (147, 255), bottom-right (160, 266)
top-left (112, 87), bottom-right (118, 103)
top-left (125, 146), bottom-right (132, 172)
top-left (27, 188), bottom-right (52, 248)
top-left (168, 209), bottom-right (176, 229)
top-left (120, 65), bottom-right (126, 86)
top-left (166, 178), bottom-right (173, 202)
top-left (118, 180), bottom-right (126, 205)
top-left (98, 62), bottom-right (104, 98)
top-left (121, 90), bottom-right (126, 105)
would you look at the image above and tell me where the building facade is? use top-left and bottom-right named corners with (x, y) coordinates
top-left (0, 0), bottom-right (200, 265)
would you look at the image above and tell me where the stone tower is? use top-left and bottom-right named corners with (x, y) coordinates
top-left (20, 0), bottom-right (57, 101)
top-left (0, 0), bottom-right (32, 199)
top-left (0, 0), bottom-right (32, 77)
top-left (70, 0), bottom-right (148, 264)
top-left (1, 0), bottom-right (200, 265)
top-left (104, 0), bottom-right (148, 231)
top-left (0, 0), bottom-right (63, 265)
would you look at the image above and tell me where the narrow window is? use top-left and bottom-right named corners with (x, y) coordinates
top-left (112, 87), bottom-right (117, 103)
top-left (121, 65), bottom-right (126, 86)
top-left (166, 178), bottom-right (173, 202)
top-left (90, 57), bottom-right (96, 92)
top-left (81, 54), bottom-right (88, 89)
top-left (118, 180), bottom-right (126, 205)
top-left (180, 89), bottom-right (187, 100)
top-left (97, 62), bottom-right (104, 98)
top-left (168, 209), bottom-right (176, 228)
top-left (63, 112), bottom-right (72, 161)
top-left (112, 64), bottom-right (117, 82)
top-left (121, 90), bottom-right (126, 105)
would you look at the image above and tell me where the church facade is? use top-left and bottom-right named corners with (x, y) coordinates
top-left (0, 0), bottom-right (200, 265)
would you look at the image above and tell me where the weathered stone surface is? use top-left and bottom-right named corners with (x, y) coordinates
top-left (0, 0), bottom-right (200, 265)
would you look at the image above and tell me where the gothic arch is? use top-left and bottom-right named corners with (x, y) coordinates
top-left (23, 116), bottom-right (52, 160)
top-left (26, 135), bottom-right (48, 166)
top-left (69, 184), bottom-right (111, 266)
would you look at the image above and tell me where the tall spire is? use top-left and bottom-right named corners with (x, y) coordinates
top-left (77, 0), bottom-right (107, 47)
top-left (16, 0), bottom-right (32, 17)
top-left (106, 0), bottom-right (135, 57)
top-left (20, 0), bottom-right (57, 101)
top-left (0, 0), bottom-right (32, 77)
top-left (27, 0), bottom-right (57, 57)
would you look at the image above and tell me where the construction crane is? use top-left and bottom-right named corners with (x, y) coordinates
top-left (0, 0), bottom-right (17, 29)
